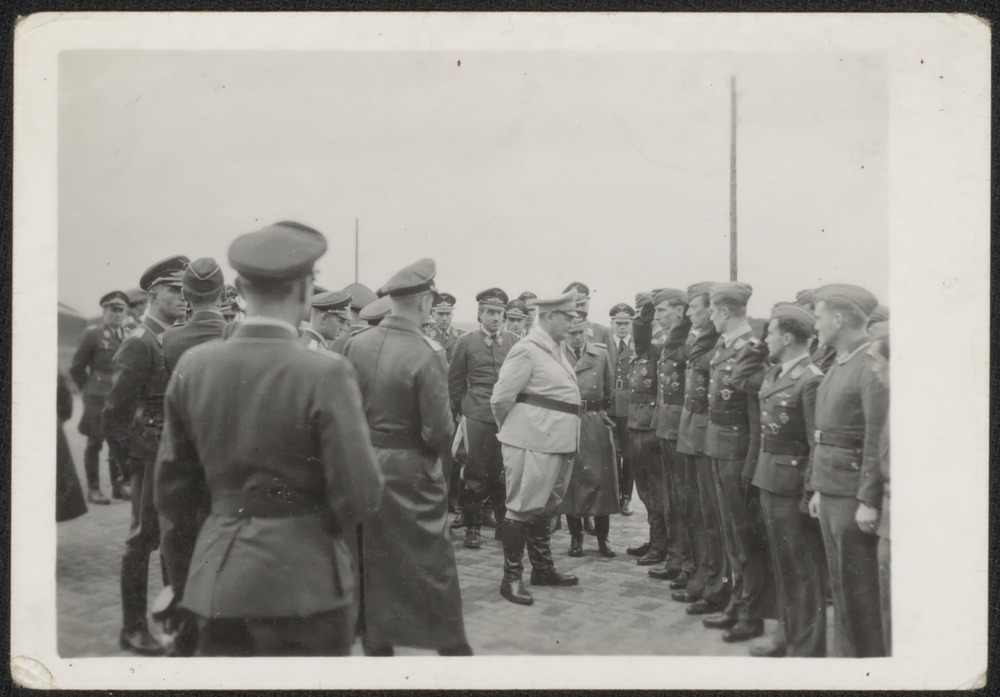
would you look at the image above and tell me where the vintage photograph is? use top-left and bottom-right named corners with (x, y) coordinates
top-left (12, 12), bottom-right (989, 690)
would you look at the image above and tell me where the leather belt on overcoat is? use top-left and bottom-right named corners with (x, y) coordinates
top-left (516, 393), bottom-right (582, 416)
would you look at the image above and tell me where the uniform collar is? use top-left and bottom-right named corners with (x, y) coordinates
top-left (836, 338), bottom-right (871, 364)
top-left (144, 314), bottom-right (172, 334)
top-left (721, 323), bottom-right (752, 348)
top-left (778, 351), bottom-right (811, 378)
top-left (481, 326), bottom-right (504, 346)
top-left (382, 315), bottom-right (421, 334)
top-left (189, 309), bottom-right (224, 321)
top-left (243, 316), bottom-right (300, 336)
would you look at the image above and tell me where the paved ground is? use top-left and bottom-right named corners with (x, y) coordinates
top-left (58, 395), bottom-right (809, 658)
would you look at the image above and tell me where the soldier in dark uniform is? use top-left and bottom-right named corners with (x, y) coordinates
top-left (505, 299), bottom-right (529, 339)
top-left (124, 287), bottom-right (148, 333)
top-left (104, 254), bottom-right (189, 656)
top-left (623, 293), bottom-right (667, 567)
top-left (648, 289), bottom-right (696, 585)
top-left (360, 295), bottom-right (392, 326)
top-left (702, 281), bottom-right (774, 643)
top-left (300, 290), bottom-right (352, 352)
top-left (734, 303), bottom-right (827, 657)
top-left (69, 290), bottom-right (130, 504)
top-left (797, 288), bottom-right (837, 374)
top-left (673, 282), bottom-right (728, 615)
top-left (518, 291), bottom-right (538, 334)
top-left (429, 292), bottom-right (463, 363)
top-left (867, 322), bottom-right (891, 655)
top-left (448, 288), bottom-right (518, 549)
top-left (328, 283), bottom-right (378, 354)
top-left (807, 284), bottom-right (888, 657)
top-left (57, 372), bottom-right (88, 522)
top-left (155, 221), bottom-right (384, 657)
top-left (561, 313), bottom-right (619, 557)
top-left (342, 258), bottom-right (471, 656)
top-left (608, 303), bottom-right (635, 515)
top-left (563, 282), bottom-right (615, 351)
top-left (162, 258), bottom-right (228, 375)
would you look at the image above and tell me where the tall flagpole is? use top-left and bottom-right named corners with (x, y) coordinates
top-left (354, 218), bottom-right (359, 283)
top-left (729, 75), bottom-right (738, 282)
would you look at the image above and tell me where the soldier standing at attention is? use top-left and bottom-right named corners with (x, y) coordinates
top-left (622, 294), bottom-right (667, 567)
top-left (104, 254), bottom-right (190, 656)
top-left (69, 290), bottom-right (130, 504)
top-left (343, 258), bottom-right (471, 657)
top-left (563, 282), bottom-right (615, 352)
top-left (162, 258), bottom-right (228, 375)
top-left (734, 302), bottom-right (828, 657)
top-left (328, 283), bottom-right (378, 354)
top-left (701, 281), bottom-right (774, 644)
top-left (448, 288), bottom-right (518, 549)
top-left (155, 221), bottom-right (384, 657)
top-left (807, 284), bottom-right (888, 658)
top-left (560, 313), bottom-right (619, 558)
top-left (796, 289), bottom-right (837, 374)
top-left (491, 291), bottom-right (582, 605)
top-left (608, 303), bottom-right (635, 516)
top-left (300, 290), bottom-right (352, 352)
top-left (673, 283), bottom-right (728, 614)
top-left (430, 292), bottom-right (464, 363)
top-left (647, 289), bottom-right (696, 585)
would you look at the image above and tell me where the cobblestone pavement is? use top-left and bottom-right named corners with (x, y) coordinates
top-left (59, 396), bottom-right (821, 658)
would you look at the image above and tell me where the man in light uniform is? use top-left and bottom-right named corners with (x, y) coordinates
top-left (491, 291), bottom-right (582, 606)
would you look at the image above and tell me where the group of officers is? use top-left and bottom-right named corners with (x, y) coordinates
top-left (60, 219), bottom-right (891, 660)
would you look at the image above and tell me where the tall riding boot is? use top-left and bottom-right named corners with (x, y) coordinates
top-left (84, 438), bottom-right (110, 505)
top-left (500, 519), bottom-right (533, 605)
top-left (119, 545), bottom-right (163, 655)
top-left (110, 455), bottom-right (130, 500)
top-left (462, 494), bottom-right (483, 548)
top-left (566, 516), bottom-right (584, 557)
top-left (528, 517), bottom-right (579, 587)
top-left (596, 515), bottom-right (616, 557)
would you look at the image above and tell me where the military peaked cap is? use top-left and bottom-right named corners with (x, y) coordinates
top-left (100, 291), bottom-right (129, 308)
top-left (344, 283), bottom-right (378, 312)
top-left (383, 258), bottom-right (437, 297)
top-left (139, 255), bottom-right (190, 291)
top-left (433, 292), bottom-right (457, 312)
top-left (530, 291), bottom-right (580, 316)
top-left (563, 281), bottom-right (590, 299)
top-left (609, 303), bottom-right (636, 321)
top-left (359, 295), bottom-right (392, 322)
top-left (311, 289), bottom-right (352, 315)
top-left (505, 299), bottom-right (529, 319)
top-left (476, 287), bottom-right (508, 309)
top-left (229, 221), bottom-right (327, 281)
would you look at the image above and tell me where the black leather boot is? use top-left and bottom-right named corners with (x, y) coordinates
top-left (500, 519), bottom-right (533, 605)
top-left (566, 516), bottom-right (584, 556)
top-left (583, 517), bottom-right (597, 536)
top-left (527, 518), bottom-right (578, 587)
top-left (595, 516), bottom-right (615, 557)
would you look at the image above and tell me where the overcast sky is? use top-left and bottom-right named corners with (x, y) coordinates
top-left (59, 49), bottom-right (886, 322)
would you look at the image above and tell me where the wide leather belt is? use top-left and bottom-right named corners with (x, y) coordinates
top-left (710, 409), bottom-right (748, 426)
top-left (516, 393), bottom-right (582, 416)
top-left (814, 430), bottom-right (863, 450)
top-left (580, 398), bottom-right (608, 412)
top-left (629, 393), bottom-right (657, 404)
top-left (659, 392), bottom-right (685, 406)
top-left (370, 429), bottom-right (422, 449)
top-left (684, 396), bottom-right (707, 414)
top-left (213, 489), bottom-right (326, 518)
top-left (762, 436), bottom-right (811, 456)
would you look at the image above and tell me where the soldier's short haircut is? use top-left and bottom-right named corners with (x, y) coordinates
top-left (712, 296), bottom-right (747, 317)
top-left (775, 317), bottom-right (813, 344)
top-left (182, 286), bottom-right (224, 306)
top-left (235, 274), bottom-right (301, 299)
top-left (818, 297), bottom-right (867, 329)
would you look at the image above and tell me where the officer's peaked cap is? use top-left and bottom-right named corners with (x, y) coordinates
top-left (344, 283), bottom-right (377, 312)
top-left (359, 295), bottom-right (392, 322)
top-left (530, 291), bottom-right (580, 316)
top-left (476, 287), bottom-right (508, 309)
top-left (100, 291), bottom-right (129, 308)
top-left (609, 303), bottom-right (635, 320)
top-left (229, 221), bottom-right (327, 281)
top-left (433, 292), bottom-right (457, 311)
top-left (139, 255), bottom-right (190, 291)
top-left (383, 258), bottom-right (437, 298)
top-left (311, 289), bottom-right (352, 314)
top-left (505, 299), bottom-right (529, 319)
top-left (563, 281), bottom-right (590, 298)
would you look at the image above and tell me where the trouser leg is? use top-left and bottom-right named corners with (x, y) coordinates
top-left (595, 515), bottom-right (610, 539)
top-left (120, 456), bottom-right (159, 631)
top-left (680, 453), bottom-right (709, 596)
top-left (760, 490), bottom-right (826, 657)
top-left (84, 435), bottom-right (102, 490)
top-left (613, 417), bottom-right (633, 502)
top-left (245, 607), bottom-right (356, 657)
top-left (630, 430), bottom-right (666, 551)
top-left (695, 455), bottom-right (729, 607)
top-left (566, 515), bottom-right (584, 536)
top-left (713, 458), bottom-right (773, 621)
top-left (460, 418), bottom-right (495, 528)
top-left (660, 439), bottom-right (692, 573)
top-left (818, 495), bottom-right (886, 657)
top-left (878, 536), bottom-right (891, 655)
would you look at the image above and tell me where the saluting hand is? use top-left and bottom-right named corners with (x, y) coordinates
top-left (854, 502), bottom-right (880, 535)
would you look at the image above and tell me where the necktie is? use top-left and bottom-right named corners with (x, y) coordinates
top-left (619, 339), bottom-right (626, 355)
top-left (574, 348), bottom-right (581, 361)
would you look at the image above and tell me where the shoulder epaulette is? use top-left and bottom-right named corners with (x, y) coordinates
top-left (592, 341), bottom-right (607, 349)
top-left (808, 364), bottom-right (824, 376)
top-left (789, 365), bottom-right (805, 379)
top-left (734, 337), bottom-right (747, 350)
